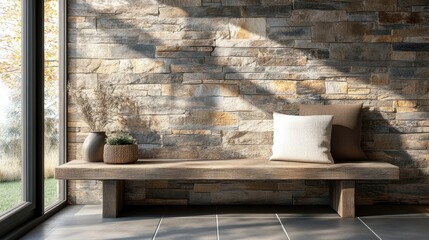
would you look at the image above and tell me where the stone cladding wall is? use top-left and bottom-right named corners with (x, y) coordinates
top-left (67, 0), bottom-right (429, 205)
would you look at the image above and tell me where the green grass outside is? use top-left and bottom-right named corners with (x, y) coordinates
top-left (0, 178), bottom-right (59, 214)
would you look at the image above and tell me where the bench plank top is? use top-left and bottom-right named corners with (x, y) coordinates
top-left (55, 159), bottom-right (399, 180)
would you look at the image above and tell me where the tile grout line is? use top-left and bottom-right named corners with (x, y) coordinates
top-left (276, 213), bottom-right (291, 240)
top-left (152, 217), bottom-right (163, 240)
top-left (358, 217), bottom-right (382, 240)
top-left (216, 214), bottom-right (220, 240)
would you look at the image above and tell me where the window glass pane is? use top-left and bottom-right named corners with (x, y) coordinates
top-left (44, 0), bottom-right (62, 209)
top-left (0, 0), bottom-right (24, 216)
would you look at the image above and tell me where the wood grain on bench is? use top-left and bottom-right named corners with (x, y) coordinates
top-left (55, 159), bottom-right (399, 218)
top-left (56, 159), bottom-right (398, 180)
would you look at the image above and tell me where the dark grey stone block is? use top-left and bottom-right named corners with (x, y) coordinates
top-left (393, 43), bottom-right (429, 52)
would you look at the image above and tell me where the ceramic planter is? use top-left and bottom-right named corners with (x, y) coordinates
top-left (103, 144), bottom-right (139, 164)
top-left (82, 132), bottom-right (107, 162)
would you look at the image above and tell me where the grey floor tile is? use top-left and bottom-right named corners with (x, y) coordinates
top-left (217, 205), bottom-right (277, 218)
top-left (162, 205), bottom-right (217, 217)
top-left (276, 205), bottom-right (339, 218)
top-left (155, 217), bottom-right (217, 240)
top-left (117, 205), bottom-right (165, 218)
top-left (45, 218), bottom-right (160, 240)
top-left (280, 217), bottom-right (379, 240)
top-left (20, 227), bottom-right (56, 240)
top-left (22, 205), bottom-right (161, 240)
top-left (360, 217), bottom-right (429, 240)
top-left (218, 217), bottom-right (287, 240)
top-left (357, 205), bottom-right (429, 218)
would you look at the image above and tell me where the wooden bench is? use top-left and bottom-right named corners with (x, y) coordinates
top-left (55, 159), bottom-right (399, 218)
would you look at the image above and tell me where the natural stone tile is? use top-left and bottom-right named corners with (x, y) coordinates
top-left (240, 80), bottom-right (296, 95)
top-left (257, 57), bottom-right (307, 66)
top-left (346, 0), bottom-right (397, 11)
top-left (379, 12), bottom-right (429, 24)
top-left (159, 0), bottom-right (202, 7)
top-left (212, 47), bottom-right (260, 57)
top-left (194, 183), bottom-right (221, 192)
top-left (288, 10), bottom-right (347, 26)
top-left (239, 120), bottom-right (273, 132)
top-left (216, 39), bottom-right (290, 48)
top-left (69, 44), bottom-right (155, 59)
top-left (330, 43), bottom-right (391, 61)
top-left (171, 64), bottom-right (222, 73)
top-left (68, 17), bottom-right (96, 29)
top-left (68, 74), bottom-right (98, 89)
top-left (347, 12), bottom-right (378, 22)
top-left (348, 88), bottom-right (371, 95)
top-left (157, 51), bottom-right (211, 58)
top-left (163, 134), bottom-right (221, 146)
top-left (180, 18), bottom-right (229, 31)
top-left (156, 46), bottom-right (213, 52)
top-left (68, 2), bottom-right (159, 17)
top-left (393, 43), bottom-right (429, 52)
top-left (261, 0), bottom-right (292, 5)
top-left (396, 112), bottom-right (429, 120)
top-left (245, 5), bottom-right (292, 17)
top-left (293, 1), bottom-right (346, 10)
top-left (223, 131), bottom-right (273, 145)
top-left (162, 84), bottom-right (238, 97)
top-left (313, 22), bottom-right (374, 42)
top-left (268, 27), bottom-right (312, 40)
top-left (159, 6), bottom-right (243, 18)
top-left (325, 82), bottom-right (348, 94)
top-left (297, 80), bottom-right (325, 94)
top-left (373, 133), bottom-right (429, 150)
top-left (396, 100), bottom-right (418, 108)
top-left (211, 190), bottom-right (291, 204)
top-left (226, 73), bottom-right (298, 80)
top-left (229, 18), bottom-right (266, 39)
top-left (170, 111), bottom-right (239, 130)
top-left (392, 52), bottom-right (416, 61)
top-left (221, 0), bottom-right (261, 6)
top-left (99, 73), bottom-right (182, 84)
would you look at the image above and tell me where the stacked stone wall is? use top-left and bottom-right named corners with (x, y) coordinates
top-left (68, 0), bottom-right (429, 205)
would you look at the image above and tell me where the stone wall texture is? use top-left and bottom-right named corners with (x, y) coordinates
top-left (67, 0), bottom-right (429, 205)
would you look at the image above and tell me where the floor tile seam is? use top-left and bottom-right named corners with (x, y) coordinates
top-left (276, 216), bottom-right (339, 219)
top-left (357, 217), bottom-right (382, 240)
top-left (216, 214), bottom-right (220, 240)
top-left (161, 216), bottom-right (217, 218)
top-left (276, 213), bottom-right (291, 240)
top-left (217, 216), bottom-right (280, 219)
top-left (152, 217), bottom-right (163, 240)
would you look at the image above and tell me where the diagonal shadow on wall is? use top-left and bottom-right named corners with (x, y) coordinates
top-left (67, 0), bottom-right (429, 205)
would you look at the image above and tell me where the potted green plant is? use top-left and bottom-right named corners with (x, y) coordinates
top-left (103, 133), bottom-right (139, 164)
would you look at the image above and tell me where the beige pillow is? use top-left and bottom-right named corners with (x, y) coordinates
top-left (270, 113), bottom-right (334, 164)
top-left (299, 104), bottom-right (367, 162)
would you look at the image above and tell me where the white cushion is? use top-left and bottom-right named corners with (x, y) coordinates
top-left (270, 113), bottom-right (334, 164)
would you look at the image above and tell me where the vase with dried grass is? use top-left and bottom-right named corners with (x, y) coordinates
top-left (104, 133), bottom-right (138, 164)
top-left (68, 82), bottom-right (131, 162)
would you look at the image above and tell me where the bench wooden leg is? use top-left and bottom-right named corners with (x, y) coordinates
top-left (330, 180), bottom-right (355, 218)
top-left (103, 180), bottom-right (124, 218)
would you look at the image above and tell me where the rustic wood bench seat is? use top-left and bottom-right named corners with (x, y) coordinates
top-left (55, 159), bottom-right (399, 218)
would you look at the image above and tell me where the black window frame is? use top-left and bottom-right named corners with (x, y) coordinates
top-left (0, 0), bottom-right (67, 238)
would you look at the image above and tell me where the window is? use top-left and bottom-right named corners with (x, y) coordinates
top-left (0, 0), bottom-right (66, 237)
top-left (0, 0), bottom-right (24, 218)
top-left (44, 0), bottom-right (65, 211)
